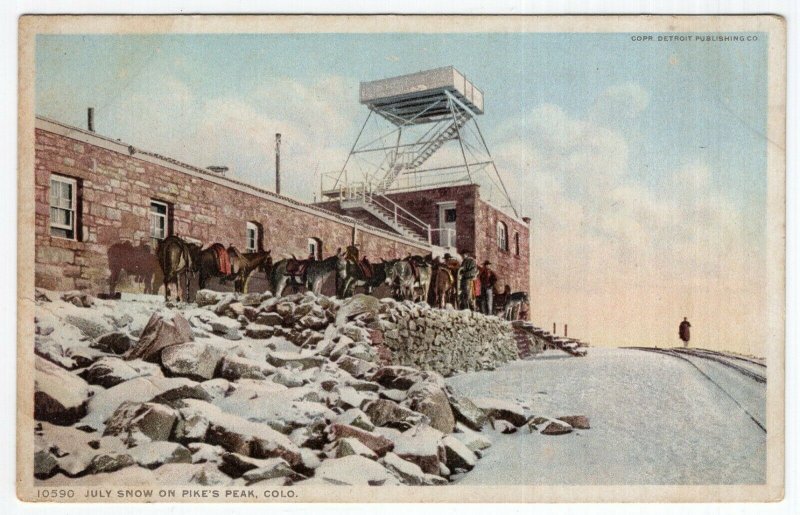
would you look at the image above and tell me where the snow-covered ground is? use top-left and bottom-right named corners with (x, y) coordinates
top-left (446, 347), bottom-right (766, 485)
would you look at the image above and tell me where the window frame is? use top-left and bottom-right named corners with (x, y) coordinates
top-left (497, 221), bottom-right (509, 252)
top-left (246, 221), bottom-right (259, 252)
top-left (149, 200), bottom-right (170, 241)
top-left (49, 175), bottom-right (77, 240)
top-left (308, 237), bottom-right (322, 260)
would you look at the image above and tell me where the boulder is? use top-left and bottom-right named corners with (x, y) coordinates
top-left (541, 420), bottom-right (573, 435)
top-left (103, 401), bottom-right (179, 442)
top-left (92, 331), bottom-right (135, 355)
top-left (442, 435), bottom-right (476, 472)
top-left (363, 399), bottom-right (427, 431)
top-left (187, 442), bottom-right (225, 464)
top-left (557, 415), bottom-right (590, 429)
top-left (472, 397), bottom-right (527, 427)
top-left (381, 452), bottom-right (429, 486)
top-left (255, 312), bottom-right (284, 327)
top-left (385, 425), bottom-right (444, 475)
top-left (327, 423), bottom-right (394, 457)
top-left (335, 437), bottom-right (377, 459)
top-left (152, 463), bottom-right (234, 486)
top-left (86, 452), bottom-right (136, 475)
top-left (335, 355), bottom-right (378, 379)
top-left (126, 310), bottom-right (193, 362)
top-left (492, 419), bottom-right (518, 434)
top-left (405, 382), bottom-right (455, 433)
top-left (453, 424), bottom-right (492, 452)
top-left (334, 409), bottom-right (375, 432)
top-left (210, 317), bottom-right (242, 340)
top-left (244, 324), bottom-right (274, 339)
top-left (128, 441), bottom-right (192, 469)
top-left (266, 351), bottom-right (326, 370)
top-left (34, 448), bottom-right (60, 479)
top-left (241, 459), bottom-right (295, 485)
top-left (195, 289), bottom-right (222, 307)
top-left (61, 291), bottom-right (95, 308)
top-left (34, 356), bottom-right (92, 425)
top-left (79, 357), bottom-right (142, 388)
top-left (371, 366), bottom-right (440, 391)
top-left (447, 393), bottom-right (488, 431)
top-left (150, 384), bottom-right (213, 404)
top-left (310, 455), bottom-right (400, 486)
top-left (161, 340), bottom-right (226, 380)
top-left (217, 355), bottom-right (276, 381)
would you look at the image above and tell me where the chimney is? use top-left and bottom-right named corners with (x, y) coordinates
top-left (275, 133), bottom-right (282, 195)
top-left (87, 107), bottom-right (95, 132)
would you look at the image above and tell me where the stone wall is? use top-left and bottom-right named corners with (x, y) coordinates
top-left (473, 198), bottom-right (531, 294)
top-left (34, 119), bottom-right (428, 294)
top-left (378, 300), bottom-right (519, 377)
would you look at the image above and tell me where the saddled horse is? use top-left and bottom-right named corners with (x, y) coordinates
top-left (270, 249), bottom-right (342, 297)
top-left (430, 261), bottom-right (459, 309)
top-left (386, 256), bottom-right (432, 302)
top-left (196, 243), bottom-right (272, 294)
top-left (337, 247), bottom-right (394, 298)
top-left (157, 235), bottom-right (201, 302)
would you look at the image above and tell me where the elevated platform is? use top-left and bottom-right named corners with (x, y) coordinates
top-left (360, 66), bottom-right (484, 124)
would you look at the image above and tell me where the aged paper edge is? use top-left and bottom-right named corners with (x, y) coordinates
top-left (16, 14), bottom-right (787, 503)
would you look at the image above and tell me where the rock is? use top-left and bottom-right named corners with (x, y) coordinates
top-left (161, 340), bottom-right (226, 380)
top-left (266, 351), bottom-right (326, 370)
top-left (150, 384), bottom-right (212, 404)
top-left (406, 382), bottom-right (455, 433)
top-left (371, 366), bottom-right (439, 390)
top-left (244, 324), bottom-right (274, 339)
top-left (382, 452), bottom-right (429, 485)
top-left (217, 355), bottom-right (276, 381)
top-left (336, 386), bottom-right (378, 410)
top-left (195, 289), bottom-right (222, 307)
top-left (384, 425), bottom-right (444, 475)
top-left (541, 420), bottom-right (573, 435)
top-left (271, 369), bottom-right (306, 388)
top-left (336, 355), bottom-right (378, 379)
top-left (298, 314), bottom-right (328, 331)
top-left (275, 302), bottom-right (295, 323)
top-left (180, 400), bottom-right (301, 466)
top-left (557, 415), bottom-right (590, 429)
top-left (103, 401), bottom-right (179, 442)
top-left (309, 455), bottom-right (400, 486)
top-left (92, 331), bottom-right (135, 355)
top-left (255, 312), bottom-right (284, 327)
top-left (327, 423), bottom-right (394, 457)
top-left (363, 399), bottom-right (426, 431)
top-left (447, 393), bottom-right (488, 431)
top-left (210, 317), bottom-right (242, 340)
top-left (61, 290), bottom-right (95, 308)
top-left (187, 442), bottom-right (225, 464)
top-left (79, 357), bottom-right (141, 388)
top-left (34, 356), bottom-right (91, 425)
top-left (335, 409), bottom-right (375, 432)
top-left (335, 437), bottom-right (377, 459)
top-left (128, 441), bottom-right (192, 469)
top-left (442, 435), bottom-right (476, 472)
top-left (153, 462), bottom-right (234, 486)
top-left (472, 397), bottom-right (527, 427)
top-left (453, 424), bottom-right (492, 452)
top-left (492, 419), bottom-right (518, 434)
top-left (241, 459), bottom-right (295, 485)
top-left (86, 452), bottom-right (136, 475)
top-left (34, 449), bottom-right (59, 479)
top-left (220, 452), bottom-right (286, 478)
top-left (126, 310), bottom-right (193, 362)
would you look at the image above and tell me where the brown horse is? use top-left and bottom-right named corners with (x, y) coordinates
top-left (157, 235), bottom-right (201, 302)
top-left (431, 263), bottom-right (458, 308)
top-left (196, 244), bottom-right (272, 294)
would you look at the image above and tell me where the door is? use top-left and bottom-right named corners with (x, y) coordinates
top-left (438, 202), bottom-right (457, 248)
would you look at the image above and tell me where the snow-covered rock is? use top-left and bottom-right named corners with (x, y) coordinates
top-left (442, 435), bottom-right (476, 472)
top-left (447, 393), bottom-right (488, 431)
top-left (472, 397), bottom-right (528, 427)
top-left (103, 401), bottom-right (180, 442)
top-left (305, 455), bottom-right (401, 486)
top-left (327, 423), bottom-right (394, 457)
top-left (79, 357), bottom-right (144, 388)
top-left (34, 356), bottom-right (92, 425)
top-left (128, 441), bottom-right (192, 469)
top-left (126, 310), bottom-right (194, 362)
top-left (335, 437), bottom-right (378, 459)
top-left (161, 340), bottom-right (229, 380)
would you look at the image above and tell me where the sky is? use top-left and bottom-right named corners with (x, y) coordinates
top-left (35, 32), bottom-right (771, 355)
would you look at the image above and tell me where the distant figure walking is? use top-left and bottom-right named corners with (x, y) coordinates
top-left (679, 317), bottom-right (691, 348)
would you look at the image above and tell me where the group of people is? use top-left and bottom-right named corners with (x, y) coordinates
top-left (439, 250), bottom-right (501, 315)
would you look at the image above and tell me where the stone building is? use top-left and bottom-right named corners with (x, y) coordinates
top-left (33, 113), bottom-right (530, 298)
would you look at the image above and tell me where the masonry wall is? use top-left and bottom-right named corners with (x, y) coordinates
top-left (34, 125), bottom-right (428, 295)
top-left (474, 198), bottom-right (530, 294)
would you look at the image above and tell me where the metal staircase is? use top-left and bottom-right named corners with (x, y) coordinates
top-left (340, 186), bottom-right (431, 244)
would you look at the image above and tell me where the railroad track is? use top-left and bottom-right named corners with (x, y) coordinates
top-left (625, 346), bottom-right (767, 433)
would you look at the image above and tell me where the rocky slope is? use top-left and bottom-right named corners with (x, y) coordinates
top-left (33, 289), bottom-right (587, 487)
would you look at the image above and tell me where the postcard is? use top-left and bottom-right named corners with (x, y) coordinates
top-left (17, 14), bottom-right (786, 503)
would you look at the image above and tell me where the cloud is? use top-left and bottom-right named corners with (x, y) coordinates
top-left (491, 83), bottom-right (765, 355)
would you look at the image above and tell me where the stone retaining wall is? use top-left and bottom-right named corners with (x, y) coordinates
top-left (378, 300), bottom-right (519, 376)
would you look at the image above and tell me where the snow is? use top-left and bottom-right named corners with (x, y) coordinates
top-left (446, 348), bottom-right (766, 485)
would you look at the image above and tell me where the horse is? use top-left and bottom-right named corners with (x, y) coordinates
top-left (431, 265), bottom-right (457, 308)
top-left (337, 251), bottom-right (394, 298)
top-left (108, 240), bottom-right (160, 294)
top-left (386, 256), bottom-right (432, 302)
top-left (270, 249), bottom-right (342, 297)
top-left (196, 244), bottom-right (272, 294)
top-left (157, 235), bottom-right (201, 302)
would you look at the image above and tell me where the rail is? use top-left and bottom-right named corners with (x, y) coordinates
top-left (429, 228), bottom-right (456, 248)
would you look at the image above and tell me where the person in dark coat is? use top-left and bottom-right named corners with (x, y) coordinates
top-left (679, 317), bottom-right (691, 348)
top-left (459, 250), bottom-right (478, 310)
top-left (478, 260), bottom-right (498, 315)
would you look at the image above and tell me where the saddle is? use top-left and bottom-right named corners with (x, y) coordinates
top-left (357, 257), bottom-right (373, 279)
top-left (286, 259), bottom-right (310, 278)
top-left (210, 243), bottom-right (232, 275)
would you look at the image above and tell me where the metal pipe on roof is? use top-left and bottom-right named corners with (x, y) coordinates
top-left (275, 133), bottom-right (281, 195)
top-left (87, 107), bottom-right (95, 132)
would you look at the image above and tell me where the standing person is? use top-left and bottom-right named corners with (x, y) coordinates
top-left (679, 317), bottom-right (691, 348)
top-left (459, 250), bottom-right (478, 310)
top-left (478, 260), bottom-right (498, 315)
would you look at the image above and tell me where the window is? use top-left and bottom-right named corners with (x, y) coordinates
top-left (497, 221), bottom-right (508, 252)
top-left (444, 208), bottom-right (457, 223)
top-left (515, 232), bottom-right (520, 256)
top-left (50, 175), bottom-right (77, 240)
top-left (149, 200), bottom-right (169, 241)
top-left (308, 237), bottom-right (322, 260)
top-left (246, 221), bottom-right (260, 252)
